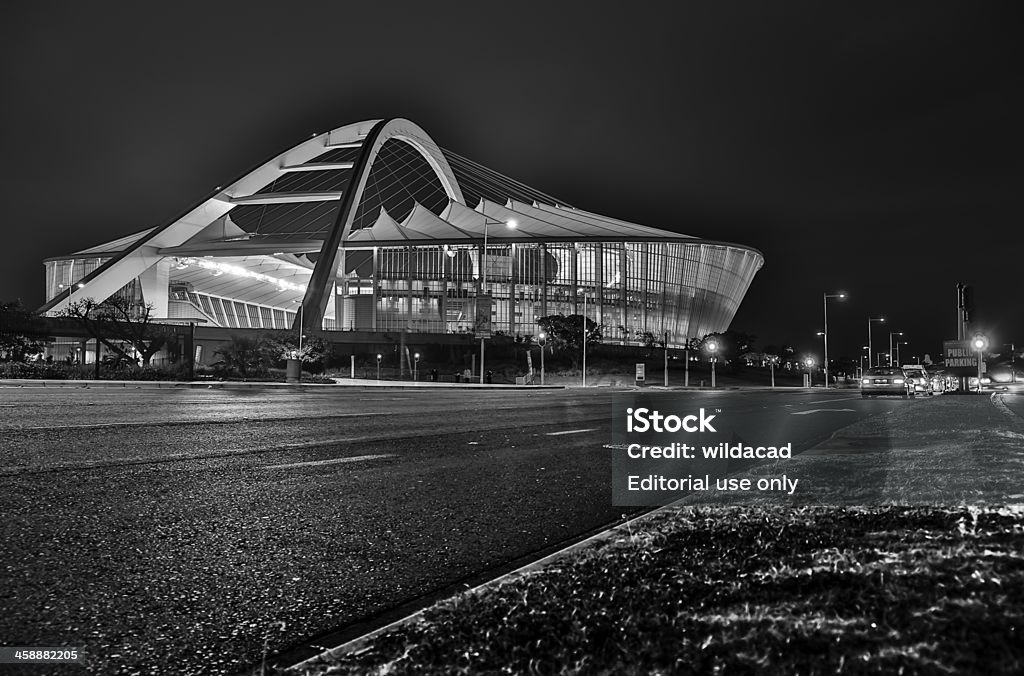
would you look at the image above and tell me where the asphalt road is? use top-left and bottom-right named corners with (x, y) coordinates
top-left (0, 385), bottom-right (933, 675)
top-left (997, 392), bottom-right (1024, 419)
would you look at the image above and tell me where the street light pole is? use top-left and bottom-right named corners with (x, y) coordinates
top-left (538, 332), bottom-right (546, 386)
top-left (867, 316), bottom-right (885, 367)
top-left (376, 353), bottom-right (382, 381)
top-left (581, 288), bottom-right (588, 388)
top-left (822, 292), bottom-right (846, 389)
top-left (479, 217), bottom-right (517, 385)
top-left (413, 352), bottom-right (420, 381)
top-left (663, 329), bottom-right (669, 387)
top-left (888, 331), bottom-right (903, 367)
top-left (896, 341), bottom-right (908, 367)
top-left (973, 334), bottom-right (988, 393)
top-left (707, 340), bottom-right (718, 388)
top-left (817, 332), bottom-right (826, 375)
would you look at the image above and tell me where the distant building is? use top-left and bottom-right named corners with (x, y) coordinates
top-left (40, 118), bottom-right (763, 348)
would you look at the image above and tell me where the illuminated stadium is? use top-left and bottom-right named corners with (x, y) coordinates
top-left (39, 118), bottom-right (763, 347)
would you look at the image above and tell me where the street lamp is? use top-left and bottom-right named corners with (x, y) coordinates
top-left (867, 316), bottom-right (885, 367)
top-left (376, 353), bottom-right (382, 381)
top-left (538, 331), bottom-right (546, 386)
top-left (768, 355), bottom-right (779, 388)
top-left (896, 340), bottom-right (909, 367)
top-left (888, 331), bottom-right (904, 366)
top-left (972, 334), bottom-right (988, 392)
top-left (804, 357), bottom-right (815, 387)
top-left (860, 345), bottom-right (869, 378)
top-left (479, 216), bottom-right (517, 384)
top-left (580, 285), bottom-right (589, 388)
top-left (706, 340), bottom-right (718, 388)
top-left (822, 291), bottom-right (846, 389)
top-left (413, 352), bottom-right (420, 381)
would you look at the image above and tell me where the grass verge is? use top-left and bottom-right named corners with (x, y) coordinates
top-left (288, 505), bottom-right (1024, 675)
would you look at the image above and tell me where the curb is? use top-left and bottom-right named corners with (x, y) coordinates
top-left (0, 379), bottom-right (564, 391)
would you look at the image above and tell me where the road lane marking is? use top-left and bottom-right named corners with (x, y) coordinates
top-left (804, 396), bottom-right (863, 404)
top-left (262, 453), bottom-right (396, 470)
top-left (9, 412), bottom-right (388, 431)
top-left (791, 409), bottom-right (857, 415)
top-left (546, 428), bottom-right (598, 436)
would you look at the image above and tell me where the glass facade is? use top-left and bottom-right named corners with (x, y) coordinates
top-left (338, 239), bottom-right (762, 346)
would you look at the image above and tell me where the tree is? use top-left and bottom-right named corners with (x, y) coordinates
top-left (215, 335), bottom-right (269, 378)
top-left (259, 332), bottom-right (331, 374)
top-left (634, 329), bottom-right (666, 348)
top-left (0, 300), bottom-right (49, 362)
top-left (62, 296), bottom-right (171, 366)
top-left (538, 314), bottom-right (602, 369)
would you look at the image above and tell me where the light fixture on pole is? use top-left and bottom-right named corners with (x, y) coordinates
top-left (376, 353), bottom-right (382, 381)
top-left (804, 357), bottom-right (815, 387)
top-left (706, 340), bottom-right (718, 388)
top-left (768, 355), bottom-right (779, 388)
top-left (867, 316), bottom-right (885, 367)
top-left (581, 285), bottom-right (588, 388)
top-left (896, 340), bottom-right (908, 367)
top-left (663, 329), bottom-right (669, 387)
top-left (538, 331), bottom-right (546, 386)
top-left (972, 334), bottom-right (988, 392)
top-left (888, 331), bottom-right (904, 366)
top-left (816, 331), bottom-right (826, 372)
top-left (479, 216), bottom-right (517, 384)
top-left (822, 292), bottom-right (846, 389)
top-left (413, 352), bottom-right (420, 381)
top-left (860, 345), bottom-right (869, 378)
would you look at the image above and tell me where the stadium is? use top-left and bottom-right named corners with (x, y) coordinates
top-left (38, 118), bottom-right (763, 362)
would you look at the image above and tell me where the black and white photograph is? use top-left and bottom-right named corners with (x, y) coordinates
top-left (1, 2), bottom-right (1022, 674)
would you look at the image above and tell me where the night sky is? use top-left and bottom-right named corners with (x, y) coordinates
top-left (2, 2), bottom-right (1020, 362)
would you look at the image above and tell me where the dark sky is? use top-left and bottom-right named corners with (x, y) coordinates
top-left (2, 2), bottom-right (1021, 362)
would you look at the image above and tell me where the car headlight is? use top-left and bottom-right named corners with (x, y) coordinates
top-left (894, 378), bottom-right (905, 384)
top-left (862, 378), bottom-right (870, 384)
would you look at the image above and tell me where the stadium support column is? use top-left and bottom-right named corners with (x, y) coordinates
top-left (371, 247), bottom-right (379, 331)
top-left (541, 243), bottom-right (548, 320)
top-left (335, 249), bottom-right (346, 331)
top-left (441, 248), bottom-right (449, 333)
top-left (619, 243), bottom-right (628, 344)
top-left (571, 245), bottom-right (578, 314)
top-left (641, 243), bottom-right (649, 334)
top-left (508, 243), bottom-right (516, 336)
top-left (137, 260), bottom-right (170, 319)
top-left (595, 243), bottom-right (604, 327)
top-left (405, 246), bottom-right (413, 331)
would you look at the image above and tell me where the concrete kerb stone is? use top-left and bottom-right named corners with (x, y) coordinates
top-left (0, 378), bottom-right (564, 391)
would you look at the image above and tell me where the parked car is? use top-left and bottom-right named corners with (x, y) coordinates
top-left (901, 365), bottom-right (933, 396)
top-left (861, 367), bottom-right (912, 397)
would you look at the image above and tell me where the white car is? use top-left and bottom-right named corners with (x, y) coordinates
top-left (901, 365), bottom-right (933, 396)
